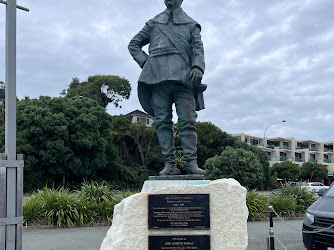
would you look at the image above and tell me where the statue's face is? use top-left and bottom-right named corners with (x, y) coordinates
top-left (164, 0), bottom-right (183, 9)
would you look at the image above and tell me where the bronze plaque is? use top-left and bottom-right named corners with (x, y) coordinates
top-left (148, 194), bottom-right (210, 230)
top-left (149, 235), bottom-right (210, 250)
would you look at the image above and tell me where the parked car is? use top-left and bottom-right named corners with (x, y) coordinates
top-left (303, 183), bottom-right (334, 249)
top-left (301, 182), bottom-right (330, 193)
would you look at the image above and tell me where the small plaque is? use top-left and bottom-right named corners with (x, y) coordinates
top-left (148, 194), bottom-right (210, 230)
top-left (149, 235), bottom-right (210, 250)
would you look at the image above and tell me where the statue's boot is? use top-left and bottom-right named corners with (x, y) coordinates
top-left (159, 164), bottom-right (181, 176)
top-left (186, 161), bottom-right (205, 175)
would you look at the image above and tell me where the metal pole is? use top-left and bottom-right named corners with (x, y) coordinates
top-left (5, 0), bottom-right (18, 249)
top-left (263, 120), bottom-right (286, 147)
top-left (269, 206), bottom-right (275, 250)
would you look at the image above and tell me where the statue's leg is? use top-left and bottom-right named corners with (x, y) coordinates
top-left (174, 86), bottom-right (205, 175)
top-left (152, 84), bottom-right (180, 176)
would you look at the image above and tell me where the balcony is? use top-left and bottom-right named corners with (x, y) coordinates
top-left (309, 159), bottom-right (317, 163)
top-left (265, 145), bottom-right (275, 149)
top-left (324, 148), bottom-right (334, 153)
top-left (280, 146), bottom-right (291, 150)
top-left (278, 156), bottom-right (288, 161)
top-left (296, 146), bottom-right (308, 150)
top-left (324, 159), bottom-right (332, 163)
top-left (294, 157), bottom-right (304, 162)
top-left (310, 147), bottom-right (318, 152)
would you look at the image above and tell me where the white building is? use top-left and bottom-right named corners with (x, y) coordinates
top-left (232, 133), bottom-right (334, 179)
top-left (124, 110), bottom-right (155, 127)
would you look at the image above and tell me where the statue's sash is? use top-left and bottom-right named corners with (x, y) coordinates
top-left (156, 23), bottom-right (206, 111)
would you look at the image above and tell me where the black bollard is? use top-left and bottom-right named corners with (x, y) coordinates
top-left (269, 206), bottom-right (275, 250)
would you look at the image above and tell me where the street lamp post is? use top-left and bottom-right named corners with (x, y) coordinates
top-left (0, 1), bottom-right (29, 249)
top-left (263, 120), bottom-right (286, 147)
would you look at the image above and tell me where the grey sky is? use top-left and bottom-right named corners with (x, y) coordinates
top-left (1, 0), bottom-right (334, 141)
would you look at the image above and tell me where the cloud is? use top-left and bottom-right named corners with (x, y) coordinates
top-left (0, 0), bottom-right (333, 142)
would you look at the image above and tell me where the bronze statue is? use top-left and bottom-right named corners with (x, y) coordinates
top-left (128, 0), bottom-right (206, 175)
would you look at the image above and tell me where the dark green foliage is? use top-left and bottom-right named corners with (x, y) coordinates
top-left (63, 75), bottom-right (131, 108)
top-left (195, 122), bottom-right (269, 189)
top-left (23, 182), bottom-right (134, 227)
top-left (246, 190), bottom-right (270, 221)
top-left (24, 187), bottom-right (89, 227)
top-left (300, 162), bottom-right (328, 181)
top-left (270, 184), bottom-right (317, 217)
top-left (196, 122), bottom-right (228, 168)
top-left (205, 147), bottom-right (266, 189)
top-left (270, 161), bottom-right (301, 181)
top-left (111, 116), bottom-right (163, 180)
top-left (15, 96), bottom-right (114, 190)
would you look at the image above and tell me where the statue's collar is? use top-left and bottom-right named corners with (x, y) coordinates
top-left (151, 7), bottom-right (195, 24)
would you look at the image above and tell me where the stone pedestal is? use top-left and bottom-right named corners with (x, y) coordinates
top-left (100, 179), bottom-right (248, 250)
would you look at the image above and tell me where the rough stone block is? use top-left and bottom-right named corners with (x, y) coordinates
top-left (101, 179), bottom-right (248, 250)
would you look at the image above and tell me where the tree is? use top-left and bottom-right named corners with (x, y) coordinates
top-left (111, 116), bottom-right (163, 176)
top-left (205, 147), bottom-right (266, 189)
top-left (62, 75), bottom-right (131, 108)
top-left (270, 161), bottom-right (301, 181)
top-left (300, 162), bottom-right (328, 182)
top-left (13, 96), bottom-right (114, 190)
top-left (195, 122), bottom-right (228, 168)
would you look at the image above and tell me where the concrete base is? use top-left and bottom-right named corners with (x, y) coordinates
top-left (101, 179), bottom-right (249, 250)
top-left (142, 179), bottom-right (211, 192)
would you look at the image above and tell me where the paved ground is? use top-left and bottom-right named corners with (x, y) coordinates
top-left (22, 219), bottom-right (306, 250)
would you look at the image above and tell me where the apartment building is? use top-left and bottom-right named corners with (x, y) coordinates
top-left (232, 133), bottom-right (334, 178)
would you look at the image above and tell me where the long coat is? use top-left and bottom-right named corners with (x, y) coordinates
top-left (128, 7), bottom-right (205, 115)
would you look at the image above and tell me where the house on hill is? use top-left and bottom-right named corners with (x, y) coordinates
top-left (124, 110), bottom-right (155, 127)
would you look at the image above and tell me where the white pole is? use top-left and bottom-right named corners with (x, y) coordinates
top-left (5, 0), bottom-right (18, 249)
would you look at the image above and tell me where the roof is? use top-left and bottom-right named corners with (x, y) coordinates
top-left (124, 110), bottom-right (155, 119)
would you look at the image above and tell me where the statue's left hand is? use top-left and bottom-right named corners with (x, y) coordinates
top-left (189, 68), bottom-right (203, 84)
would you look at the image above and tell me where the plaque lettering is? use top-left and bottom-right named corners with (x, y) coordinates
top-left (148, 194), bottom-right (210, 230)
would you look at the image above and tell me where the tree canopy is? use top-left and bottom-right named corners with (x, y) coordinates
top-left (14, 96), bottom-right (114, 189)
top-left (300, 162), bottom-right (328, 181)
top-left (270, 161), bottom-right (301, 181)
top-left (205, 146), bottom-right (266, 189)
top-left (62, 75), bottom-right (131, 108)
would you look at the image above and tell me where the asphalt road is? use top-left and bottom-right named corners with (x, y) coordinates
top-left (22, 220), bottom-right (306, 250)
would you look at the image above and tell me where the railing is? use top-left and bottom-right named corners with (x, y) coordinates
top-left (324, 149), bottom-right (334, 152)
top-left (293, 157), bottom-right (304, 162)
top-left (278, 156), bottom-right (288, 161)
top-left (324, 159), bottom-right (332, 163)
top-left (266, 145), bottom-right (275, 149)
top-left (295, 146), bottom-right (308, 150)
top-left (310, 147), bottom-right (318, 151)
top-left (309, 159), bottom-right (317, 163)
top-left (280, 146), bottom-right (291, 150)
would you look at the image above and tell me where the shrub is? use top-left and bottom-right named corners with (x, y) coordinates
top-left (269, 184), bottom-right (317, 217)
top-left (23, 194), bottom-right (45, 225)
top-left (246, 190), bottom-right (270, 221)
top-left (38, 187), bottom-right (89, 227)
top-left (205, 147), bottom-right (266, 189)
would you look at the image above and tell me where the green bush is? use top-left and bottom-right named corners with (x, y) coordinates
top-left (269, 184), bottom-right (317, 217)
top-left (23, 194), bottom-right (45, 225)
top-left (76, 181), bottom-right (123, 224)
top-left (246, 190), bottom-right (270, 221)
top-left (38, 187), bottom-right (89, 227)
top-left (23, 182), bottom-right (136, 227)
top-left (205, 147), bottom-right (266, 189)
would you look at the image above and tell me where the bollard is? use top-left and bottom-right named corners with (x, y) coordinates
top-left (269, 206), bottom-right (275, 250)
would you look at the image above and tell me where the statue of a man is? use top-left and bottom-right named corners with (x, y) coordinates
top-left (128, 0), bottom-right (206, 175)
